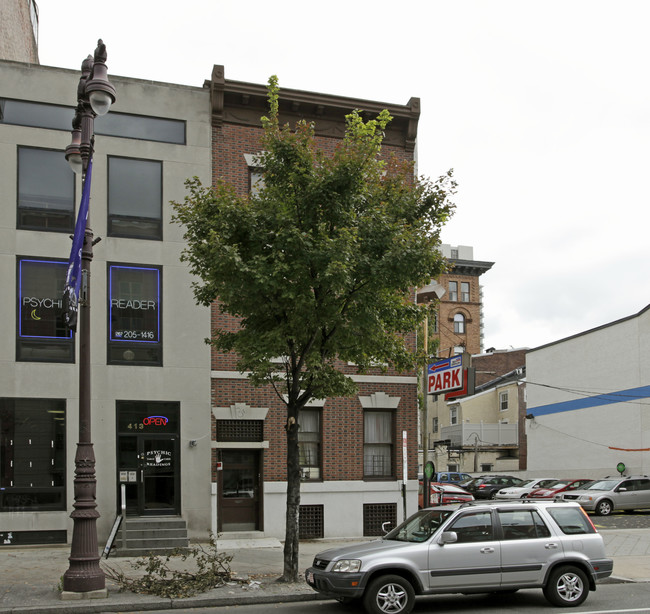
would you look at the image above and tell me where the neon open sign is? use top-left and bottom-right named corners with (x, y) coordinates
top-left (143, 415), bottom-right (168, 426)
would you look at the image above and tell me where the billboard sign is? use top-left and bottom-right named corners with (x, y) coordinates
top-left (427, 354), bottom-right (464, 395)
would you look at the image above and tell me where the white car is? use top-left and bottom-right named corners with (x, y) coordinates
top-left (495, 478), bottom-right (559, 499)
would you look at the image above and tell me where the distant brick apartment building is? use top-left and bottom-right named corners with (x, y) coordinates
top-left (432, 244), bottom-right (493, 357)
top-left (208, 66), bottom-right (424, 538)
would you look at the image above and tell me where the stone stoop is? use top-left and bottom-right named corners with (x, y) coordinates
top-left (110, 516), bottom-right (189, 557)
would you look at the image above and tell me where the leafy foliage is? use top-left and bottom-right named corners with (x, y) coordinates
top-left (102, 534), bottom-right (233, 599)
top-left (172, 77), bottom-right (454, 406)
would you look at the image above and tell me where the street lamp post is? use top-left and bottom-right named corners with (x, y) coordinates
top-left (62, 39), bottom-right (116, 595)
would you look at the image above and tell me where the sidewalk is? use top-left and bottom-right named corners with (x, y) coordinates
top-left (0, 530), bottom-right (648, 614)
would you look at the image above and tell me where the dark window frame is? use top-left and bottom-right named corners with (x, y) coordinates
top-left (17, 146), bottom-right (76, 233)
top-left (363, 409), bottom-right (395, 480)
top-left (107, 262), bottom-right (163, 366)
top-left (0, 397), bottom-right (66, 512)
top-left (298, 409), bottom-right (322, 481)
top-left (107, 156), bottom-right (163, 241)
top-left (16, 257), bottom-right (74, 363)
top-left (1, 98), bottom-right (186, 144)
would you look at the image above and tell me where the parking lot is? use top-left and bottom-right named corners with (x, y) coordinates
top-left (590, 509), bottom-right (650, 529)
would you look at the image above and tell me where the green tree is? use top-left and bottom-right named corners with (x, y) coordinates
top-left (172, 77), bottom-right (455, 582)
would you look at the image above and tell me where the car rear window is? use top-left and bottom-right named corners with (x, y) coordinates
top-left (547, 507), bottom-right (596, 534)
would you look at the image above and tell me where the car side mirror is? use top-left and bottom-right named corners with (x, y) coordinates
top-left (617, 487), bottom-right (627, 492)
top-left (438, 531), bottom-right (458, 545)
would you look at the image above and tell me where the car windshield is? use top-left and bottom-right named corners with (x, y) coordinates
top-left (518, 479), bottom-right (536, 487)
top-left (385, 509), bottom-right (454, 543)
top-left (585, 480), bottom-right (620, 491)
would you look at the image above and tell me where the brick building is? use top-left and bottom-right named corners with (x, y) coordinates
top-left (208, 66), bottom-right (423, 538)
top-left (431, 244), bottom-right (493, 357)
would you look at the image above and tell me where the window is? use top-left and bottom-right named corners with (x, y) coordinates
top-left (108, 157), bottom-right (162, 240)
top-left (448, 281), bottom-right (458, 302)
top-left (480, 463), bottom-right (493, 472)
top-left (1, 99), bottom-right (185, 144)
top-left (16, 258), bottom-right (74, 362)
top-left (547, 507), bottom-right (596, 535)
top-left (453, 313), bottom-right (465, 334)
top-left (18, 147), bottom-right (75, 231)
top-left (298, 410), bottom-right (321, 480)
top-left (499, 391), bottom-right (509, 411)
top-left (498, 509), bottom-right (550, 540)
top-left (461, 282), bottom-right (470, 302)
top-left (449, 407), bottom-right (458, 425)
top-left (447, 465), bottom-right (458, 472)
top-left (448, 511), bottom-right (493, 543)
top-left (432, 417), bottom-right (438, 433)
top-left (364, 411), bottom-right (393, 478)
top-left (108, 264), bottom-right (162, 365)
top-left (0, 398), bottom-right (66, 511)
top-left (450, 248), bottom-right (459, 259)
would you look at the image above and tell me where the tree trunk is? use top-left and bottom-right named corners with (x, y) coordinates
top-left (281, 404), bottom-right (302, 582)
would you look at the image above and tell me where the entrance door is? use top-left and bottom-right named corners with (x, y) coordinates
top-left (117, 401), bottom-right (180, 516)
top-left (219, 450), bottom-right (261, 531)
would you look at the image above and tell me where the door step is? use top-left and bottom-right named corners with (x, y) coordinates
top-left (108, 516), bottom-right (189, 557)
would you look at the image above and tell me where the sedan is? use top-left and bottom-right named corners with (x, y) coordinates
top-left (495, 478), bottom-right (559, 499)
top-left (418, 481), bottom-right (474, 508)
top-left (527, 478), bottom-right (594, 499)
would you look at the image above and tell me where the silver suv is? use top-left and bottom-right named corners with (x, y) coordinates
top-left (306, 501), bottom-right (612, 613)
top-left (556, 475), bottom-right (650, 516)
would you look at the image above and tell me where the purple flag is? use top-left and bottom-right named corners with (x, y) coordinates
top-left (63, 159), bottom-right (93, 331)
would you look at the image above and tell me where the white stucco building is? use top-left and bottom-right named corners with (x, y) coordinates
top-left (526, 305), bottom-right (650, 477)
top-left (1, 57), bottom-right (213, 547)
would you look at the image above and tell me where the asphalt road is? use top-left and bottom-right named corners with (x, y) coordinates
top-left (120, 583), bottom-right (650, 613)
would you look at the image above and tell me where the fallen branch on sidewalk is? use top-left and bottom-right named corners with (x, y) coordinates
top-left (102, 532), bottom-right (233, 598)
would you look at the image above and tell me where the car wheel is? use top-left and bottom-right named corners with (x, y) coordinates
top-left (490, 491), bottom-right (498, 500)
top-left (595, 499), bottom-right (613, 516)
top-left (543, 565), bottom-right (589, 607)
top-left (363, 574), bottom-right (415, 614)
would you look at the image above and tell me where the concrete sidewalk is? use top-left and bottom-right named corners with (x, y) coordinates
top-left (0, 530), bottom-right (648, 614)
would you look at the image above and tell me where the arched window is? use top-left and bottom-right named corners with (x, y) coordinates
top-left (454, 313), bottom-right (465, 334)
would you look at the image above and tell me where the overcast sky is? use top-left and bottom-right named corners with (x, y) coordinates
top-left (36, 0), bottom-right (650, 351)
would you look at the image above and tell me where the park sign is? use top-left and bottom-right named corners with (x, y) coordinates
top-left (427, 354), bottom-right (464, 395)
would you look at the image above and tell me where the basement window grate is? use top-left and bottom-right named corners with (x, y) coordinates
top-left (363, 503), bottom-right (397, 537)
top-left (299, 504), bottom-right (324, 539)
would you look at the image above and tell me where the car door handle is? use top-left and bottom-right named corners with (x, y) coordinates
top-left (480, 547), bottom-right (495, 553)
top-left (545, 543), bottom-right (559, 549)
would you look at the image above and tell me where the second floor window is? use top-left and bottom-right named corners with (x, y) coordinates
top-left (432, 417), bottom-right (439, 433)
top-left (454, 313), bottom-right (465, 334)
top-left (448, 281), bottom-right (458, 301)
top-left (450, 407), bottom-right (458, 425)
top-left (108, 156), bottom-right (162, 240)
top-left (499, 391), bottom-right (509, 411)
top-left (18, 147), bottom-right (75, 232)
top-left (461, 282), bottom-right (470, 302)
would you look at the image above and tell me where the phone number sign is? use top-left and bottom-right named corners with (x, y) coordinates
top-left (428, 355), bottom-right (464, 395)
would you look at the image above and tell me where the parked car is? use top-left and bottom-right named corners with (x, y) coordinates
top-left (527, 479), bottom-right (594, 499)
top-left (418, 482), bottom-right (474, 508)
top-left (495, 478), bottom-right (559, 499)
top-left (306, 500), bottom-right (613, 612)
top-left (556, 475), bottom-right (650, 516)
top-left (429, 471), bottom-right (473, 485)
top-left (462, 475), bottom-right (524, 499)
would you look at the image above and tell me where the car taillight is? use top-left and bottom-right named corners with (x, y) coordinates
top-left (478, 484), bottom-right (487, 489)
top-left (579, 507), bottom-right (598, 532)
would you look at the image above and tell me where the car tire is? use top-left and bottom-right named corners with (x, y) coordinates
top-left (543, 565), bottom-right (589, 607)
top-left (490, 491), bottom-right (498, 500)
top-left (363, 574), bottom-right (415, 614)
top-left (595, 499), bottom-right (613, 516)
